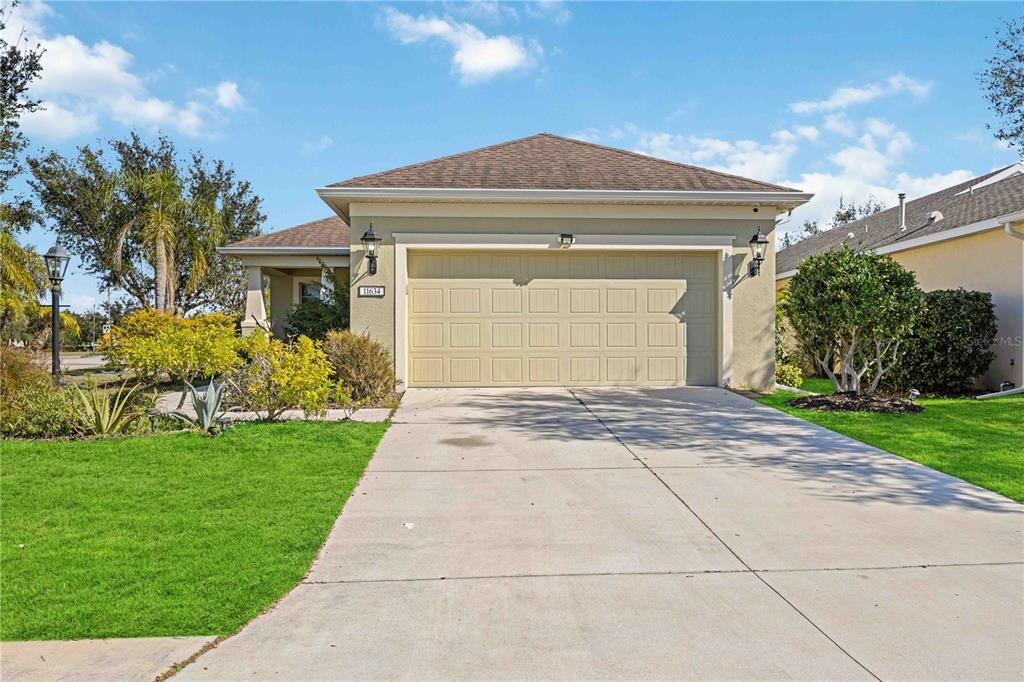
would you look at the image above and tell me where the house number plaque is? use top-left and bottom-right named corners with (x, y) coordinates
top-left (358, 285), bottom-right (385, 298)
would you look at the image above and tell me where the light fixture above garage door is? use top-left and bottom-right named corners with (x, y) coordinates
top-left (557, 233), bottom-right (575, 248)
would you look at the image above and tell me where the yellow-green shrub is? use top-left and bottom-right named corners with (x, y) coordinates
top-left (0, 348), bottom-right (78, 438)
top-left (100, 309), bottom-right (240, 384)
top-left (775, 363), bottom-right (804, 389)
top-left (226, 334), bottom-right (332, 420)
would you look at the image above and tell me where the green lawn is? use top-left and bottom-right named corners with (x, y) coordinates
top-left (1, 421), bottom-right (387, 640)
top-left (756, 390), bottom-right (1024, 502)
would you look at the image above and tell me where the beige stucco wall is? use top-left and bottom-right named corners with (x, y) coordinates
top-left (774, 228), bottom-right (1024, 390)
top-left (347, 204), bottom-right (778, 391)
top-left (893, 230), bottom-right (1023, 390)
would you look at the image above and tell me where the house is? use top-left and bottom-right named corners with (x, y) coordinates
top-left (221, 133), bottom-right (812, 390)
top-left (776, 164), bottom-right (1024, 391)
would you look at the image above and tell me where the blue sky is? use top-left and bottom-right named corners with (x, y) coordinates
top-left (6, 1), bottom-right (1020, 310)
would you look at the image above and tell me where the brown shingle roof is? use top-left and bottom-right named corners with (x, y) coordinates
top-left (776, 165), bottom-right (1024, 274)
top-left (225, 216), bottom-right (349, 249)
top-left (329, 133), bottom-right (799, 193)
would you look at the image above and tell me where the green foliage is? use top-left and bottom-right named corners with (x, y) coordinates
top-left (979, 18), bottom-right (1024, 156)
top-left (774, 289), bottom-right (792, 366)
top-left (283, 265), bottom-right (349, 340)
top-left (226, 334), bottom-right (333, 420)
top-left (72, 380), bottom-right (143, 436)
top-left (0, 348), bottom-right (78, 438)
top-left (775, 363), bottom-right (805, 389)
top-left (888, 289), bottom-right (999, 394)
top-left (785, 245), bottom-right (923, 395)
top-left (169, 379), bottom-right (229, 434)
top-left (1, 0), bottom-right (44, 232)
top-left (323, 330), bottom-right (398, 403)
top-left (28, 133), bottom-right (265, 313)
top-left (99, 308), bottom-right (241, 384)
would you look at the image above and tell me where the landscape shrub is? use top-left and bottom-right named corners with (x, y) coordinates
top-left (888, 289), bottom-right (998, 394)
top-left (0, 348), bottom-right (78, 438)
top-left (283, 265), bottom-right (349, 340)
top-left (785, 245), bottom-right (922, 395)
top-left (775, 363), bottom-right (804, 389)
top-left (323, 330), bottom-right (398, 403)
top-left (99, 309), bottom-right (241, 386)
top-left (71, 380), bottom-right (144, 437)
top-left (225, 334), bottom-right (332, 420)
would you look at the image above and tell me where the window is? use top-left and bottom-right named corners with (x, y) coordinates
top-left (299, 281), bottom-right (322, 304)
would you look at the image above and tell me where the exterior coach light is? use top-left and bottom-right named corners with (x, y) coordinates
top-left (748, 228), bottom-right (769, 277)
top-left (557, 233), bottom-right (575, 247)
top-left (360, 223), bottom-right (382, 276)
top-left (42, 241), bottom-right (71, 380)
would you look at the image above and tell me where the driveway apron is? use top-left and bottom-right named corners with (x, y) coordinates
top-left (177, 387), bottom-right (1023, 681)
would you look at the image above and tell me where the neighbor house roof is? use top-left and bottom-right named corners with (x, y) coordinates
top-left (328, 133), bottom-right (800, 193)
top-left (776, 164), bottom-right (1024, 276)
top-left (221, 216), bottom-right (350, 252)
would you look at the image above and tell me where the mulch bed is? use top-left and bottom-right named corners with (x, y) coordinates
top-left (787, 392), bottom-right (924, 414)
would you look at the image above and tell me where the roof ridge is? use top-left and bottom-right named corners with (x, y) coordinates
top-left (536, 132), bottom-right (799, 192)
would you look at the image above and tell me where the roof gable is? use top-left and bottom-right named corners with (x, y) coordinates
top-left (224, 216), bottom-right (350, 250)
top-left (329, 133), bottom-right (798, 193)
top-left (776, 164), bottom-right (1024, 274)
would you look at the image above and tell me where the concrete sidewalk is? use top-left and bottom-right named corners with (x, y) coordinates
top-left (174, 387), bottom-right (1023, 680)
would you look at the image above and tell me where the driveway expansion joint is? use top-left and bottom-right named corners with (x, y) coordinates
top-left (568, 388), bottom-right (883, 682)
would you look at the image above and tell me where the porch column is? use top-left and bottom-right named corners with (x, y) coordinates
top-left (241, 266), bottom-right (267, 336)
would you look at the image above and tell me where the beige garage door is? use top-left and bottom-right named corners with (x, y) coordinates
top-left (407, 250), bottom-right (717, 387)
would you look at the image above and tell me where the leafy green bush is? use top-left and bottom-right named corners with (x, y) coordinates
top-left (0, 348), bottom-right (78, 438)
top-left (785, 245), bottom-right (922, 395)
top-left (283, 266), bottom-right (348, 340)
top-left (226, 334), bottom-right (333, 420)
top-left (323, 330), bottom-right (398, 403)
top-left (775, 363), bottom-right (805, 389)
top-left (888, 289), bottom-right (998, 394)
top-left (99, 309), bottom-right (241, 385)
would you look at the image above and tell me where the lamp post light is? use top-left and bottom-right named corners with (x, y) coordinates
top-left (360, 223), bottom-right (382, 276)
top-left (747, 228), bottom-right (769, 277)
top-left (42, 241), bottom-right (70, 381)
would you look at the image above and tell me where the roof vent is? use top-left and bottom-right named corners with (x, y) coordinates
top-left (847, 232), bottom-right (856, 240)
top-left (898, 192), bottom-right (907, 231)
top-left (927, 211), bottom-right (944, 225)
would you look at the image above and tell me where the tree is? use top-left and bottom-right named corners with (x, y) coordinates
top-left (784, 245), bottom-right (923, 395)
top-left (29, 134), bottom-right (265, 314)
top-left (0, 0), bottom-right (43, 232)
top-left (979, 18), bottom-right (1024, 156)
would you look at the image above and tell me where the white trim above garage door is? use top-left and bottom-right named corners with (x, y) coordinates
top-left (394, 233), bottom-right (735, 388)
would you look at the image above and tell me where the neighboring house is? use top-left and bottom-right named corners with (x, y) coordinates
top-left (221, 133), bottom-right (811, 390)
top-left (776, 164), bottom-right (1024, 391)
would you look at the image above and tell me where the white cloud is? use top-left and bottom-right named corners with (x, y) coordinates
top-left (302, 135), bottom-right (333, 155)
top-left (525, 1), bottom-right (572, 25)
top-left (790, 74), bottom-right (933, 114)
top-left (634, 131), bottom-right (800, 181)
top-left (21, 101), bottom-right (98, 140)
top-left (3, 0), bottom-right (246, 140)
top-left (380, 6), bottom-right (542, 84)
top-left (824, 113), bottom-right (856, 137)
top-left (213, 81), bottom-right (244, 110)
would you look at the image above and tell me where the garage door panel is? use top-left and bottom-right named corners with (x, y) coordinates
top-left (407, 250), bottom-right (717, 387)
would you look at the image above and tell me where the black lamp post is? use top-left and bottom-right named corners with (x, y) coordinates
top-left (748, 228), bottom-right (769, 277)
top-left (43, 241), bottom-right (70, 381)
top-left (360, 223), bottom-right (382, 276)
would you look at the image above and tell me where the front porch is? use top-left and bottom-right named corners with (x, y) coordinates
top-left (217, 216), bottom-right (352, 336)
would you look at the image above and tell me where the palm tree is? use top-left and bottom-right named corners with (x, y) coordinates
top-left (114, 169), bottom-right (223, 312)
top-left (0, 227), bottom-right (46, 336)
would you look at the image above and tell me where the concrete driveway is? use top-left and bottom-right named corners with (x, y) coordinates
top-left (178, 387), bottom-right (1023, 681)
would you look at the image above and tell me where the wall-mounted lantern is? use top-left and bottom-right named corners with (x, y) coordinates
top-left (43, 240), bottom-right (70, 380)
top-left (748, 228), bottom-right (769, 277)
top-left (557, 233), bottom-right (575, 248)
top-left (360, 223), bottom-right (382, 276)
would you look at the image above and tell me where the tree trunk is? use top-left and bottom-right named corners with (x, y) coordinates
top-left (155, 241), bottom-right (167, 312)
top-left (28, 324), bottom-right (50, 352)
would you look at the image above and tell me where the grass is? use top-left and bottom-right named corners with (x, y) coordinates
top-left (756, 390), bottom-right (1024, 502)
top-left (1, 420), bottom-right (387, 640)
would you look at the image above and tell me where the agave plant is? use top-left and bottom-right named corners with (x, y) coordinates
top-left (73, 380), bottom-right (142, 436)
top-left (169, 379), bottom-right (228, 434)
